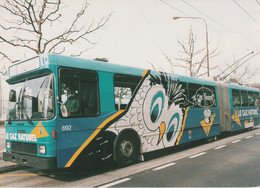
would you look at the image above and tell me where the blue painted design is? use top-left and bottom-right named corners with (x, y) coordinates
top-left (166, 113), bottom-right (180, 142)
top-left (150, 91), bottom-right (164, 123)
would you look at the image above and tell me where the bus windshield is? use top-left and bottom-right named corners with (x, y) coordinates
top-left (8, 74), bottom-right (54, 121)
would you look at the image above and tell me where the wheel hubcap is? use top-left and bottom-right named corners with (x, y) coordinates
top-left (120, 140), bottom-right (134, 158)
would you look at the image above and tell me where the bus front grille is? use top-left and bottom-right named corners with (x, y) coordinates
top-left (11, 142), bottom-right (37, 156)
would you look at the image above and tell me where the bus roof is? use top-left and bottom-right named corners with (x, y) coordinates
top-left (5, 53), bottom-right (260, 92)
top-left (6, 53), bottom-right (146, 83)
top-left (48, 53), bottom-right (146, 76)
top-left (227, 82), bottom-right (260, 92)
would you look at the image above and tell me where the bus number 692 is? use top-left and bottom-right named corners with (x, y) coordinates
top-left (62, 125), bottom-right (72, 131)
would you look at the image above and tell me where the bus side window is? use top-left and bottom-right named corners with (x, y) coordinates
top-left (248, 91), bottom-right (254, 107)
top-left (254, 92), bottom-right (260, 107)
top-left (188, 83), bottom-right (203, 108)
top-left (179, 82), bottom-right (188, 99)
top-left (204, 85), bottom-right (217, 107)
top-left (114, 74), bottom-right (141, 111)
top-left (241, 90), bottom-right (248, 107)
top-left (80, 81), bottom-right (99, 116)
top-left (59, 68), bottom-right (99, 117)
top-left (232, 89), bottom-right (241, 107)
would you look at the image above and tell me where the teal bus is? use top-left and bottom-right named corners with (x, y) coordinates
top-left (4, 54), bottom-right (260, 169)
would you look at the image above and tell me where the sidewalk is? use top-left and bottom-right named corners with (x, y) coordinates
top-left (0, 149), bottom-right (27, 173)
top-left (0, 159), bottom-right (24, 173)
top-left (0, 126), bottom-right (26, 173)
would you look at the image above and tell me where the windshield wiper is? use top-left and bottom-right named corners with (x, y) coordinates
top-left (8, 117), bottom-right (12, 125)
top-left (25, 112), bottom-right (34, 125)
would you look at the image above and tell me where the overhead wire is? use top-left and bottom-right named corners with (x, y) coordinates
top-left (160, 0), bottom-right (191, 17)
top-left (222, 50), bottom-right (260, 80)
top-left (233, 0), bottom-right (260, 26)
top-left (181, 0), bottom-right (234, 33)
top-left (218, 51), bottom-right (254, 77)
top-left (160, 0), bottom-right (221, 35)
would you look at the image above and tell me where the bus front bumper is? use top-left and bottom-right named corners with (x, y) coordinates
top-left (3, 152), bottom-right (56, 169)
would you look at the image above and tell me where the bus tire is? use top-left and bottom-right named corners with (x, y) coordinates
top-left (115, 132), bottom-right (139, 166)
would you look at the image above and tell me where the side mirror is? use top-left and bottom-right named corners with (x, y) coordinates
top-left (59, 103), bottom-right (68, 117)
top-left (9, 89), bottom-right (16, 102)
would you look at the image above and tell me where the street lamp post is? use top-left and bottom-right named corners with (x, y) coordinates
top-left (173, 16), bottom-right (210, 77)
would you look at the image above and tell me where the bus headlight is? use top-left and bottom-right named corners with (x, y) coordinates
top-left (6, 141), bottom-right (10, 149)
top-left (38, 145), bottom-right (46, 154)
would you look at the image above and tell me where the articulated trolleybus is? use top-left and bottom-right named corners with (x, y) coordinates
top-left (4, 54), bottom-right (260, 169)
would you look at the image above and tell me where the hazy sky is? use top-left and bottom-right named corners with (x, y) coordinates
top-left (84, 0), bottom-right (260, 83)
top-left (1, 0), bottom-right (260, 83)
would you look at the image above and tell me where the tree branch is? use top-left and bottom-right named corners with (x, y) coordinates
top-left (162, 25), bottom-right (220, 77)
top-left (0, 0), bottom-right (111, 58)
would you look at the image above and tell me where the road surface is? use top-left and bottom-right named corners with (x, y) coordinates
top-left (0, 127), bottom-right (259, 187)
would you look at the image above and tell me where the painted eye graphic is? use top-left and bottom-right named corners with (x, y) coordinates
top-left (150, 91), bottom-right (164, 123)
top-left (166, 113), bottom-right (180, 142)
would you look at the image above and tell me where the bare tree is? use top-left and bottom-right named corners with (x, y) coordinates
top-left (114, 87), bottom-right (131, 111)
top-left (157, 26), bottom-right (219, 78)
top-left (0, 0), bottom-right (111, 63)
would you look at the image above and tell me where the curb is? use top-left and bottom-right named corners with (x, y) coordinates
top-left (0, 164), bottom-right (28, 174)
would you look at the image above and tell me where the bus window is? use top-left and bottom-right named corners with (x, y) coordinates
top-left (255, 92), bottom-right (260, 107)
top-left (232, 89), bottom-right (241, 107)
top-left (179, 82), bottom-right (188, 99)
top-left (188, 83), bottom-right (203, 108)
top-left (203, 85), bottom-right (217, 107)
top-left (114, 74), bottom-right (141, 110)
top-left (241, 90), bottom-right (248, 107)
top-left (36, 74), bottom-right (54, 119)
top-left (59, 68), bottom-right (99, 117)
top-left (8, 74), bottom-right (54, 120)
top-left (248, 91), bottom-right (255, 106)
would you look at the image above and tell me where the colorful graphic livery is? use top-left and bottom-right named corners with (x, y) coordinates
top-left (4, 54), bottom-right (260, 169)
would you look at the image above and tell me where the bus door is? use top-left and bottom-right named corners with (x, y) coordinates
top-left (217, 82), bottom-right (231, 132)
top-left (57, 68), bottom-right (100, 168)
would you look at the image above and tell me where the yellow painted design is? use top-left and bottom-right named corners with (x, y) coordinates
top-left (200, 114), bottom-right (216, 136)
top-left (158, 122), bottom-right (166, 144)
top-left (244, 120), bottom-right (254, 124)
top-left (232, 110), bottom-right (241, 127)
top-left (65, 110), bottom-right (125, 168)
top-left (30, 122), bottom-right (49, 139)
top-left (142, 69), bottom-right (149, 78)
top-left (176, 107), bottom-right (190, 145)
top-left (0, 173), bottom-right (39, 179)
top-left (244, 120), bottom-right (254, 128)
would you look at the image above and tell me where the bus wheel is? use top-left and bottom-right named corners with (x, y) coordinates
top-left (115, 133), bottom-right (139, 166)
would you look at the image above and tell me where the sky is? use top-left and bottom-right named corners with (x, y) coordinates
top-left (1, 0), bottom-right (260, 83)
top-left (82, 0), bottom-right (260, 83)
